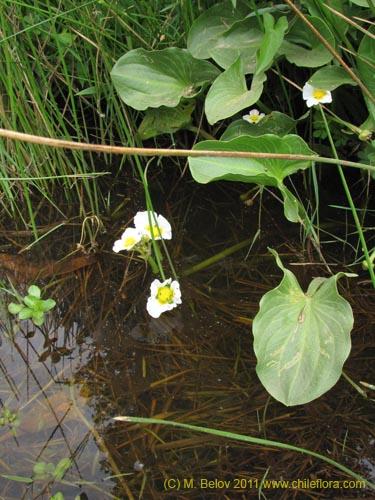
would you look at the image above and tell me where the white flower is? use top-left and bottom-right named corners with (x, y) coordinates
top-left (134, 211), bottom-right (172, 240)
top-left (242, 109), bottom-right (265, 124)
top-left (302, 83), bottom-right (332, 107)
top-left (113, 227), bottom-right (142, 252)
top-left (146, 278), bottom-right (182, 318)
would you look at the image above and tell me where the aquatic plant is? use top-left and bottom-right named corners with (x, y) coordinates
top-left (113, 210), bottom-right (182, 317)
top-left (110, 0), bottom-right (375, 406)
top-left (8, 285), bottom-right (56, 327)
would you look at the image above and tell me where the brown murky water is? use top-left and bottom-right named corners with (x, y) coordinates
top-left (1, 179), bottom-right (375, 499)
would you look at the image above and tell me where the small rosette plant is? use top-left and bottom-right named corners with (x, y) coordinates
top-left (8, 285), bottom-right (56, 326)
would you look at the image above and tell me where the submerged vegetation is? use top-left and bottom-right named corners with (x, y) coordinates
top-left (1, 0), bottom-right (375, 498)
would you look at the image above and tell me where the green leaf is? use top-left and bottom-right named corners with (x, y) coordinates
top-left (8, 302), bottom-right (25, 315)
top-left (32, 310), bottom-right (45, 326)
top-left (252, 249), bottom-right (356, 406)
top-left (279, 16), bottom-right (335, 67)
top-left (357, 27), bottom-right (375, 124)
top-left (349, 0), bottom-right (370, 6)
top-left (18, 307), bottom-right (34, 320)
top-left (205, 58), bottom-right (266, 124)
top-left (189, 135), bottom-right (316, 185)
top-left (279, 185), bottom-right (305, 223)
top-left (27, 285), bottom-right (41, 299)
top-left (1, 474), bottom-right (33, 483)
top-left (23, 295), bottom-right (40, 309)
top-left (40, 298), bottom-right (56, 312)
top-left (256, 14), bottom-right (288, 75)
top-left (187, 0), bottom-right (250, 60)
top-left (308, 66), bottom-right (357, 91)
top-left (111, 48), bottom-right (219, 110)
top-left (221, 112), bottom-right (296, 140)
top-left (138, 101), bottom-right (195, 139)
top-left (208, 17), bottom-right (264, 74)
top-left (54, 458), bottom-right (72, 480)
top-left (50, 493), bottom-right (65, 500)
top-left (33, 461), bottom-right (55, 480)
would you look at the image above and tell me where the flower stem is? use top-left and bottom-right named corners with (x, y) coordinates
top-left (147, 255), bottom-right (159, 274)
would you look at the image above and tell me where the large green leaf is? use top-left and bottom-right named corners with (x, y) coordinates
top-left (189, 135), bottom-right (316, 185)
top-left (111, 48), bottom-right (220, 110)
top-left (308, 66), bottom-right (357, 91)
top-left (208, 17), bottom-right (263, 74)
top-left (279, 16), bottom-right (335, 67)
top-left (253, 249), bottom-right (355, 406)
top-left (205, 58), bottom-right (266, 124)
top-left (187, 0), bottom-right (251, 60)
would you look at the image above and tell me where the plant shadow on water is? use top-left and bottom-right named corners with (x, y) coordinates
top-left (1, 171), bottom-right (375, 500)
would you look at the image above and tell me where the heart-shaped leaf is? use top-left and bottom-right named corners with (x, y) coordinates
top-left (189, 135), bottom-right (316, 185)
top-left (208, 17), bottom-right (264, 74)
top-left (187, 0), bottom-right (250, 60)
top-left (205, 58), bottom-right (266, 124)
top-left (252, 249), bottom-right (356, 406)
top-left (279, 16), bottom-right (335, 67)
top-left (111, 48), bottom-right (219, 110)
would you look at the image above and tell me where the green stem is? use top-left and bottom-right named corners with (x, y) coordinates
top-left (318, 105), bottom-right (375, 289)
top-left (181, 237), bottom-right (255, 276)
top-left (114, 415), bottom-right (375, 490)
top-left (342, 370), bottom-right (368, 399)
top-left (147, 255), bottom-right (159, 274)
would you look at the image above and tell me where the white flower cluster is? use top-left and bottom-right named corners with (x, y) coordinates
top-left (113, 210), bottom-right (172, 253)
top-left (113, 210), bottom-right (181, 319)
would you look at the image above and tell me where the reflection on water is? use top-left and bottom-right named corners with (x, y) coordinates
top-left (0, 316), bottom-right (117, 500)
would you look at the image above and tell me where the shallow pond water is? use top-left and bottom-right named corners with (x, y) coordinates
top-left (1, 178), bottom-right (375, 499)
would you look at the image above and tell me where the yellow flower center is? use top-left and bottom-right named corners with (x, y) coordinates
top-left (157, 286), bottom-right (174, 304)
top-left (249, 114), bottom-right (260, 123)
top-left (145, 224), bottom-right (162, 238)
top-left (124, 236), bottom-right (137, 247)
top-left (313, 89), bottom-right (327, 100)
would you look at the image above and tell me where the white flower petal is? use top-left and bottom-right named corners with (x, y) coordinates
top-left (302, 83), bottom-right (332, 107)
top-left (146, 278), bottom-right (181, 318)
top-left (113, 227), bottom-right (142, 252)
top-left (242, 108), bottom-right (265, 124)
top-left (134, 211), bottom-right (172, 240)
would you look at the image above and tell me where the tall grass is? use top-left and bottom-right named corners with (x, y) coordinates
top-left (0, 0), bottom-right (210, 232)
